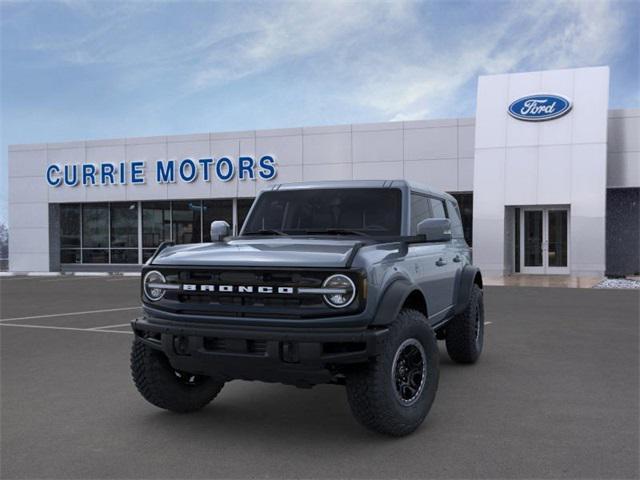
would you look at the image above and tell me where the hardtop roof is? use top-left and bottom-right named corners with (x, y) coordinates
top-left (264, 179), bottom-right (456, 202)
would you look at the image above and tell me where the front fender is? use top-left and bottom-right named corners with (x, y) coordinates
top-left (454, 266), bottom-right (483, 315)
top-left (371, 277), bottom-right (418, 326)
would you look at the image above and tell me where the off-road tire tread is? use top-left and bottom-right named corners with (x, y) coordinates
top-left (445, 284), bottom-right (483, 364)
top-left (345, 309), bottom-right (439, 436)
top-left (131, 340), bottom-right (224, 413)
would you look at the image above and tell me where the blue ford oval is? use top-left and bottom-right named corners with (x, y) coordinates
top-left (508, 94), bottom-right (572, 121)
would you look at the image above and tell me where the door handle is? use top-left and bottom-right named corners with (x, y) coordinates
top-left (453, 255), bottom-right (462, 263)
top-left (436, 258), bottom-right (447, 267)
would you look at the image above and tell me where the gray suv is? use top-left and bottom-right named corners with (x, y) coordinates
top-left (131, 180), bottom-right (484, 436)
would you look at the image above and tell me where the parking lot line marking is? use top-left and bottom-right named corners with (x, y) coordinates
top-left (0, 276), bottom-right (46, 281)
top-left (41, 276), bottom-right (114, 283)
top-left (89, 323), bottom-right (132, 330)
top-left (0, 323), bottom-right (133, 334)
top-left (485, 321), bottom-right (493, 325)
top-left (0, 306), bottom-right (140, 323)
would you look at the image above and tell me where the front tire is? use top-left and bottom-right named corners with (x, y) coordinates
top-left (445, 284), bottom-right (484, 364)
top-left (345, 309), bottom-right (439, 436)
top-left (131, 340), bottom-right (225, 413)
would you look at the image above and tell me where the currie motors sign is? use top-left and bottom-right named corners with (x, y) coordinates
top-left (508, 94), bottom-right (572, 121)
top-left (45, 155), bottom-right (277, 187)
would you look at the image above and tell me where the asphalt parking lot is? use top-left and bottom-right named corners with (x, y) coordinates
top-left (1, 276), bottom-right (638, 479)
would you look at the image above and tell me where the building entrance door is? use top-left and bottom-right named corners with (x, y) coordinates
top-left (519, 208), bottom-right (569, 274)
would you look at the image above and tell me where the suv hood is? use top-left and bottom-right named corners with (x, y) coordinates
top-left (151, 237), bottom-right (364, 268)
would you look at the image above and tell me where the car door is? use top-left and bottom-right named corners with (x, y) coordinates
top-left (407, 193), bottom-right (453, 322)
top-left (426, 197), bottom-right (458, 317)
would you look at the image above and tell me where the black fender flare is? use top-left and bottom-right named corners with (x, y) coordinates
top-left (454, 266), bottom-right (483, 315)
top-left (371, 277), bottom-right (422, 326)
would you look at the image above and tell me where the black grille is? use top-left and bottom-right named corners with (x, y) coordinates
top-left (203, 337), bottom-right (268, 356)
top-left (145, 267), bottom-right (364, 319)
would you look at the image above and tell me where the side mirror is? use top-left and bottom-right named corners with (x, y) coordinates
top-left (417, 218), bottom-right (452, 242)
top-left (210, 220), bottom-right (231, 242)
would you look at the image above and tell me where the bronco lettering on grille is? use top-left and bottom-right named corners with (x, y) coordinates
top-left (182, 284), bottom-right (295, 294)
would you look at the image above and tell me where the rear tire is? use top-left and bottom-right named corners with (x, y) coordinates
top-left (345, 309), bottom-right (439, 436)
top-left (131, 340), bottom-right (225, 413)
top-left (445, 284), bottom-right (484, 364)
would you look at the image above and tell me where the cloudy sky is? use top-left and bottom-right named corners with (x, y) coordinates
top-left (1, 0), bottom-right (638, 224)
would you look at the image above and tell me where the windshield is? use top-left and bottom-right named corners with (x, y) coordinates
top-left (242, 188), bottom-right (402, 237)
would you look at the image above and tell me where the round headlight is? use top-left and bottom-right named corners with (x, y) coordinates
top-left (322, 274), bottom-right (356, 308)
top-left (143, 270), bottom-right (166, 302)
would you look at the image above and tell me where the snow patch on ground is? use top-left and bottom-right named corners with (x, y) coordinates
top-left (593, 278), bottom-right (640, 289)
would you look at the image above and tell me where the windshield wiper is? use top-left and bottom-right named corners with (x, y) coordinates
top-left (303, 229), bottom-right (370, 237)
top-left (243, 229), bottom-right (288, 236)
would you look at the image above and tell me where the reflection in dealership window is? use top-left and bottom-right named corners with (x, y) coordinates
top-left (110, 203), bottom-right (138, 263)
top-left (60, 204), bottom-right (80, 247)
top-left (111, 249), bottom-right (139, 264)
top-left (60, 249), bottom-right (81, 263)
top-left (142, 201), bottom-right (171, 261)
top-left (111, 203), bottom-right (138, 247)
top-left (202, 200), bottom-right (233, 241)
top-left (60, 204), bottom-right (81, 263)
top-left (82, 204), bottom-right (109, 248)
top-left (172, 201), bottom-right (202, 244)
top-left (81, 204), bottom-right (109, 263)
top-left (58, 197), bottom-right (279, 265)
top-left (82, 249), bottom-right (109, 264)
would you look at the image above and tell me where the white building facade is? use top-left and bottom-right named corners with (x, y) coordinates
top-left (8, 66), bottom-right (640, 277)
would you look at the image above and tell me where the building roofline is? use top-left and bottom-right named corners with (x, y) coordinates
top-left (7, 108), bottom-right (637, 151)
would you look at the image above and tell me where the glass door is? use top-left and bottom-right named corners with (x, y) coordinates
top-left (519, 208), bottom-right (569, 274)
top-left (521, 209), bottom-right (545, 274)
top-left (546, 209), bottom-right (569, 274)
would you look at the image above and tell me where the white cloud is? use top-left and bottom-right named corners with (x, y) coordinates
top-left (7, 0), bottom-right (630, 121)
top-left (189, 1), bottom-right (413, 90)
top-left (350, 0), bottom-right (626, 121)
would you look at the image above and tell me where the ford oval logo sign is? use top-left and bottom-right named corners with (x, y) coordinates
top-left (508, 94), bottom-right (572, 121)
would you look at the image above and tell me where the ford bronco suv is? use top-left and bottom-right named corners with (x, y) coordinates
top-left (131, 180), bottom-right (484, 436)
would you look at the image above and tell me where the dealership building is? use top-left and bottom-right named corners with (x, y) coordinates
top-left (7, 66), bottom-right (640, 277)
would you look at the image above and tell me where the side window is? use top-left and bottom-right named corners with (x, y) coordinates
top-left (410, 193), bottom-right (431, 234)
top-left (429, 198), bottom-right (447, 219)
top-left (446, 200), bottom-right (465, 239)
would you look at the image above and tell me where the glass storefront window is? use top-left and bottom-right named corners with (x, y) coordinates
top-left (111, 249), bottom-right (139, 264)
top-left (172, 201), bottom-right (202, 244)
top-left (82, 204), bottom-right (109, 249)
top-left (111, 203), bottom-right (138, 248)
top-left (60, 204), bottom-right (81, 248)
top-left (142, 201), bottom-right (171, 248)
top-left (60, 249), bottom-right (81, 264)
top-left (82, 249), bottom-right (109, 264)
top-left (202, 199), bottom-right (233, 241)
top-left (59, 198), bottom-right (250, 265)
top-left (142, 249), bottom-right (156, 263)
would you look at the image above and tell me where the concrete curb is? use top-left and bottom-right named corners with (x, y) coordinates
top-left (71, 272), bottom-right (110, 277)
top-left (1, 271), bottom-right (141, 277)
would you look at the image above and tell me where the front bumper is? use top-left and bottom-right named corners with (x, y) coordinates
top-left (131, 316), bottom-right (388, 386)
